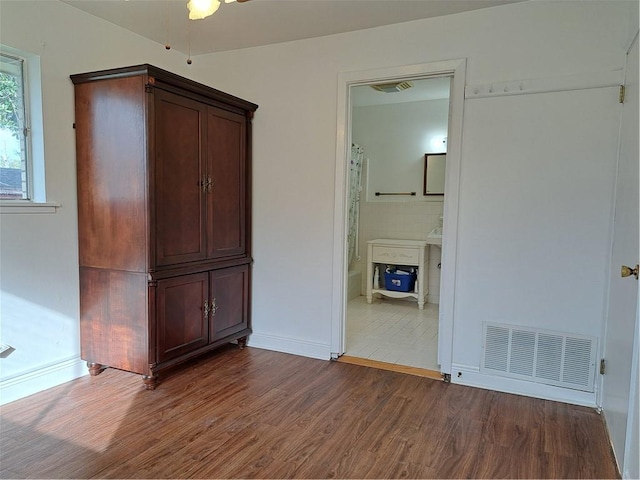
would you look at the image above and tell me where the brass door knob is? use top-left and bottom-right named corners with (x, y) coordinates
top-left (621, 264), bottom-right (639, 280)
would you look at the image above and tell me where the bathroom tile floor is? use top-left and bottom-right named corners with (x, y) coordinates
top-left (345, 295), bottom-right (439, 371)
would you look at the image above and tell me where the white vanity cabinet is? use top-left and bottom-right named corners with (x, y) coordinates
top-left (366, 239), bottom-right (429, 309)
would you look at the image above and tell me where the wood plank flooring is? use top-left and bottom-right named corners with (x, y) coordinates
top-left (0, 346), bottom-right (618, 479)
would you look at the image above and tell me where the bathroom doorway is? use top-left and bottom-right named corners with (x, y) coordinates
top-left (343, 77), bottom-right (449, 373)
top-left (331, 59), bottom-right (466, 379)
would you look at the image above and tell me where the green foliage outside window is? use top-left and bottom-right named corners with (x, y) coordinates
top-left (0, 71), bottom-right (22, 169)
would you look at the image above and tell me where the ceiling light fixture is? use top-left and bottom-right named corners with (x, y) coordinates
top-left (187, 0), bottom-right (237, 20)
top-left (170, 0), bottom-right (244, 65)
top-left (187, 0), bottom-right (219, 20)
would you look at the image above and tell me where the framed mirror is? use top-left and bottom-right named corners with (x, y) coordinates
top-left (423, 153), bottom-right (446, 195)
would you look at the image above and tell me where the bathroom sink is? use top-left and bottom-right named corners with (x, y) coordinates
top-left (427, 226), bottom-right (442, 245)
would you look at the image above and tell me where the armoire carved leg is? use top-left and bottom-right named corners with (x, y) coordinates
top-left (237, 336), bottom-right (248, 349)
top-left (87, 362), bottom-right (104, 376)
top-left (142, 375), bottom-right (158, 390)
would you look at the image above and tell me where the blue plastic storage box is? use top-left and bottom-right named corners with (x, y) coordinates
top-left (384, 271), bottom-right (416, 292)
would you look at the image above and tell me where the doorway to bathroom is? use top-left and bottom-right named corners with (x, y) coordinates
top-left (330, 59), bottom-right (466, 379)
top-left (344, 77), bottom-right (448, 374)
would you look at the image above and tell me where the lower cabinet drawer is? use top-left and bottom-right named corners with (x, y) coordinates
top-left (372, 246), bottom-right (420, 265)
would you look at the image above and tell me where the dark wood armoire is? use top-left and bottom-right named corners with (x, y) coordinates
top-left (71, 65), bottom-right (258, 389)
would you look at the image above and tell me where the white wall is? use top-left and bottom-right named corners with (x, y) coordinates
top-left (0, 0), bottom-right (229, 404)
top-left (0, 0), bottom-right (635, 408)
top-left (456, 86), bottom-right (620, 367)
top-left (193, 0), bottom-right (633, 396)
top-left (353, 99), bottom-right (449, 202)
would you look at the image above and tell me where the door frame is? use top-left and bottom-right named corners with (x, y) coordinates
top-left (330, 58), bottom-right (466, 375)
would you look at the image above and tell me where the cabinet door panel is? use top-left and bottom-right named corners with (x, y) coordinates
top-left (207, 108), bottom-right (246, 259)
top-left (210, 265), bottom-right (249, 341)
top-left (155, 91), bottom-right (207, 266)
top-left (157, 272), bottom-right (209, 363)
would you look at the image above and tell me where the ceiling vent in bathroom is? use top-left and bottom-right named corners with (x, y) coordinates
top-left (370, 81), bottom-right (413, 93)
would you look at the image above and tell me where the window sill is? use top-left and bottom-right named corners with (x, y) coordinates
top-left (0, 201), bottom-right (60, 214)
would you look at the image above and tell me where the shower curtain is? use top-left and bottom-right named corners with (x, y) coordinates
top-left (348, 143), bottom-right (364, 268)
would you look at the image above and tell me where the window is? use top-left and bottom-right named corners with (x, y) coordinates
top-left (0, 52), bottom-right (29, 200)
top-left (0, 46), bottom-right (53, 213)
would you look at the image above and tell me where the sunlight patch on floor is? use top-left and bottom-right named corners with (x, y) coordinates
top-left (20, 376), bottom-right (136, 453)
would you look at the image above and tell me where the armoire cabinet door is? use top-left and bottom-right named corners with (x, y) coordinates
top-left (157, 272), bottom-right (209, 363)
top-left (206, 107), bottom-right (247, 259)
top-left (209, 264), bottom-right (249, 341)
top-left (155, 90), bottom-right (208, 267)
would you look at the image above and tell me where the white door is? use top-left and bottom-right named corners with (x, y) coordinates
top-left (601, 37), bottom-right (639, 477)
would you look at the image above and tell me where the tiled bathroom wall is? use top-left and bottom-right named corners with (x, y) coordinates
top-left (351, 197), bottom-right (444, 304)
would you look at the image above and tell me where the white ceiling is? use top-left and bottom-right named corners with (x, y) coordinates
top-left (61, 0), bottom-right (524, 56)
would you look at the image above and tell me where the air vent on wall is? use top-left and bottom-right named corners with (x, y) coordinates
top-left (370, 81), bottom-right (413, 93)
top-left (482, 322), bottom-right (597, 392)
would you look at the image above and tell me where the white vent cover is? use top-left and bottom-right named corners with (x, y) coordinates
top-left (370, 81), bottom-right (413, 93)
top-left (482, 322), bottom-right (597, 392)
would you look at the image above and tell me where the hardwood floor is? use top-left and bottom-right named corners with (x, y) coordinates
top-left (0, 346), bottom-right (618, 479)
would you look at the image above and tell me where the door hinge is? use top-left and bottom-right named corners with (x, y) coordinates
top-left (600, 358), bottom-right (606, 375)
top-left (619, 85), bottom-right (625, 104)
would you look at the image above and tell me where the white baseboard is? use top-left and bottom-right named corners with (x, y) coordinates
top-left (0, 356), bottom-right (88, 405)
top-left (248, 333), bottom-right (331, 361)
top-left (451, 363), bottom-right (597, 407)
